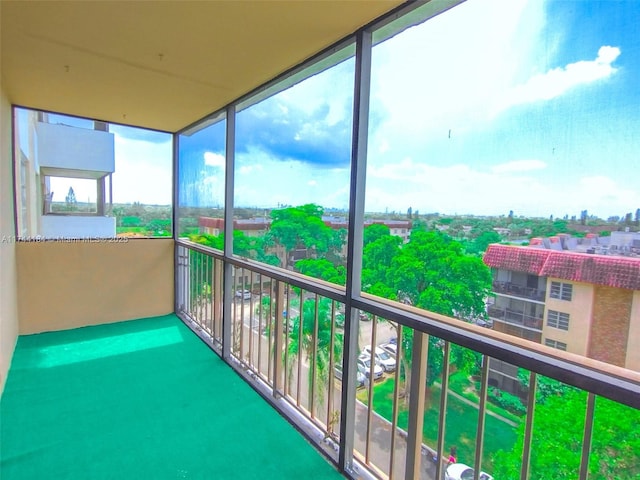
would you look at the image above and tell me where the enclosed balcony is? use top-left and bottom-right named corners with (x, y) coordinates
top-left (491, 281), bottom-right (546, 303)
top-left (2, 1), bottom-right (640, 480)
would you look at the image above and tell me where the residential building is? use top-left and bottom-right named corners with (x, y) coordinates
top-left (198, 216), bottom-right (270, 238)
top-left (484, 235), bottom-right (640, 393)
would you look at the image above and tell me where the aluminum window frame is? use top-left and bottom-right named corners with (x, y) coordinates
top-left (550, 281), bottom-right (573, 301)
top-left (547, 310), bottom-right (570, 331)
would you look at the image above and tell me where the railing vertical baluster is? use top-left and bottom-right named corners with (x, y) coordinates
top-left (327, 300), bottom-right (337, 439)
top-left (405, 330), bottom-right (428, 480)
top-left (365, 312), bottom-right (378, 466)
top-left (389, 322), bottom-right (402, 479)
top-left (310, 292), bottom-right (319, 418)
top-left (435, 340), bottom-right (451, 480)
top-left (273, 279), bottom-right (285, 395)
top-left (296, 288), bottom-right (303, 407)
top-left (521, 371), bottom-right (537, 480)
top-left (474, 354), bottom-right (490, 478)
top-left (579, 393), bottom-right (596, 480)
top-left (195, 251), bottom-right (201, 323)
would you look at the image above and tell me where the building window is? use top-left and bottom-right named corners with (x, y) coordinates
top-left (547, 310), bottom-right (570, 331)
top-left (550, 281), bottom-right (573, 301)
top-left (545, 339), bottom-right (567, 351)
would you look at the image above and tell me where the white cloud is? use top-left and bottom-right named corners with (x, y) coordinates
top-left (491, 160), bottom-right (547, 174)
top-left (204, 151), bottom-right (225, 168)
top-left (234, 152), bottom-right (350, 209)
top-left (496, 46), bottom-right (621, 113)
top-left (364, 158), bottom-right (639, 218)
top-left (368, 0), bottom-right (545, 147)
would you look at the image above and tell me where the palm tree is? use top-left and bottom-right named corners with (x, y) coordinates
top-left (285, 297), bottom-right (343, 412)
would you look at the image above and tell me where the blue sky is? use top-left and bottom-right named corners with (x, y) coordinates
top-left (23, 0), bottom-right (639, 220)
top-left (178, 0), bottom-right (639, 219)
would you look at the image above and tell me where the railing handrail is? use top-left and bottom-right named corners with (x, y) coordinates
top-left (177, 240), bottom-right (640, 410)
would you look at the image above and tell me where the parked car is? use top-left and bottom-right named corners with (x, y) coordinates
top-left (379, 342), bottom-right (397, 357)
top-left (333, 364), bottom-right (366, 388)
top-left (235, 289), bottom-right (251, 300)
top-left (361, 346), bottom-right (396, 372)
top-left (357, 354), bottom-right (384, 380)
top-left (445, 463), bottom-right (494, 480)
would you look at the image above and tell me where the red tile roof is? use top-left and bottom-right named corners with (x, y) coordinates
top-left (483, 245), bottom-right (551, 276)
top-left (540, 252), bottom-right (640, 290)
top-left (483, 244), bottom-right (640, 290)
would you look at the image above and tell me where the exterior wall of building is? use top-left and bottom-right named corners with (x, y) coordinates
top-left (542, 279), bottom-right (594, 356)
top-left (41, 215), bottom-right (116, 239)
top-left (16, 239), bottom-right (174, 334)
top-left (626, 290), bottom-right (640, 371)
top-left (588, 285), bottom-right (633, 368)
top-left (36, 121), bottom-right (115, 174)
top-left (0, 84), bottom-right (20, 395)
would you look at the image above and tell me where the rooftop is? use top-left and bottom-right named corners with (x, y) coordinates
top-left (484, 243), bottom-right (640, 290)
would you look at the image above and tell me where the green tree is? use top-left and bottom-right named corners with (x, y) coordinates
top-left (286, 297), bottom-right (343, 410)
top-left (363, 223), bottom-right (392, 246)
top-left (296, 258), bottom-right (346, 285)
top-left (121, 216), bottom-right (141, 228)
top-left (492, 390), bottom-right (640, 479)
top-left (146, 218), bottom-right (171, 236)
top-left (65, 186), bottom-right (77, 211)
top-left (388, 231), bottom-right (491, 320)
top-left (517, 369), bottom-right (573, 404)
top-left (189, 231), bottom-right (279, 265)
top-left (468, 230), bottom-right (501, 255)
top-left (269, 204), bottom-right (344, 268)
top-left (362, 229), bottom-right (492, 404)
top-left (362, 231), bottom-right (402, 291)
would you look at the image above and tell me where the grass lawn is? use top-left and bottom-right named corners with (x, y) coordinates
top-left (447, 371), bottom-right (523, 424)
top-left (358, 377), bottom-right (518, 470)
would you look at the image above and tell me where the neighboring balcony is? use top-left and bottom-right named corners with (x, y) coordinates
top-left (492, 280), bottom-right (545, 302)
top-left (487, 305), bottom-right (543, 331)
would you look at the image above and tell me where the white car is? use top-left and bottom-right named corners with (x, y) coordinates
top-left (362, 346), bottom-right (396, 372)
top-left (235, 289), bottom-right (251, 300)
top-left (379, 342), bottom-right (397, 357)
top-left (357, 354), bottom-right (384, 380)
top-left (333, 364), bottom-right (367, 388)
top-left (445, 463), bottom-right (494, 480)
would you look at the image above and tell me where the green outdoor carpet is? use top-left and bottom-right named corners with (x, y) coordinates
top-left (1, 314), bottom-right (343, 479)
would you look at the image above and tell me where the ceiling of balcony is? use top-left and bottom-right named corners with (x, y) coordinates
top-left (1, 0), bottom-right (405, 133)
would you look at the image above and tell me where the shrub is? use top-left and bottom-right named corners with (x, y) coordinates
top-left (488, 387), bottom-right (526, 416)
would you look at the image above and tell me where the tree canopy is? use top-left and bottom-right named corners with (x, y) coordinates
top-left (360, 225), bottom-right (492, 401)
top-left (492, 390), bottom-right (640, 479)
top-left (269, 204), bottom-right (345, 267)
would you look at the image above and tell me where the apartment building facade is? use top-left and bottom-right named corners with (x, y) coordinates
top-left (484, 234), bottom-right (640, 393)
